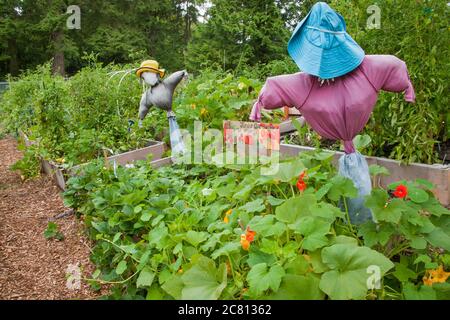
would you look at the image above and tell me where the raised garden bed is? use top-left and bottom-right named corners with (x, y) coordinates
top-left (20, 127), bottom-right (449, 206)
top-left (48, 140), bottom-right (166, 190)
top-left (143, 143), bottom-right (450, 207)
top-left (18, 130), bottom-right (36, 147)
top-left (280, 144), bottom-right (450, 207)
top-left (19, 131), bottom-right (166, 190)
top-left (279, 117), bottom-right (305, 135)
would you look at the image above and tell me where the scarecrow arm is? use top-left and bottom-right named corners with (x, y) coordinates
top-left (164, 70), bottom-right (188, 91)
top-left (250, 73), bottom-right (311, 122)
top-left (363, 55), bottom-right (416, 103)
top-left (138, 92), bottom-right (151, 126)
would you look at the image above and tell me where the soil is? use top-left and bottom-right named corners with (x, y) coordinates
top-left (436, 139), bottom-right (450, 164)
top-left (0, 137), bottom-right (103, 300)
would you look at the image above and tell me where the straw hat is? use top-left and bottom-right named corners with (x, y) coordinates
top-left (135, 60), bottom-right (166, 78)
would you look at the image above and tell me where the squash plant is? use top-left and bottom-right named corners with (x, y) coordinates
top-left (63, 149), bottom-right (450, 300)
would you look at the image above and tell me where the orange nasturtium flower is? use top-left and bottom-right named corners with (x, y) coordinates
top-left (223, 209), bottom-right (232, 223)
top-left (240, 227), bottom-right (256, 251)
top-left (423, 265), bottom-right (450, 286)
top-left (240, 234), bottom-right (250, 251)
top-left (245, 227), bottom-right (256, 242)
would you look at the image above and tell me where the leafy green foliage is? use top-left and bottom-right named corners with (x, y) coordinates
top-left (10, 144), bottom-right (41, 179)
top-left (180, 255), bottom-right (227, 300)
top-left (247, 263), bottom-right (285, 296)
top-left (62, 148), bottom-right (450, 300)
top-left (0, 0), bottom-right (197, 78)
top-left (319, 244), bottom-right (394, 300)
top-left (186, 0), bottom-right (290, 72)
top-left (44, 222), bottom-right (64, 241)
top-left (1, 64), bottom-right (277, 178)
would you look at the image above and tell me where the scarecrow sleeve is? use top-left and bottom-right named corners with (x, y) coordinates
top-left (164, 70), bottom-right (187, 91)
top-left (363, 55), bottom-right (416, 103)
top-left (250, 73), bottom-right (311, 122)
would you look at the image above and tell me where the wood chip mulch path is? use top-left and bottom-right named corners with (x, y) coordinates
top-left (0, 137), bottom-right (103, 300)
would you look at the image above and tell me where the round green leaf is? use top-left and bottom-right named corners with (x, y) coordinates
top-left (319, 244), bottom-right (394, 300)
top-left (408, 187), bottom-right (429, 203)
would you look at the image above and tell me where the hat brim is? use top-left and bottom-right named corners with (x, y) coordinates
top-left (136, 67), bottom-right (165, 78)
top-left (287, 13), bottom-right (365, 79)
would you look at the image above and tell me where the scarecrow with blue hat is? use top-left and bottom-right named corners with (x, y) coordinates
top-left (250, 2), bottom-right (416, 224)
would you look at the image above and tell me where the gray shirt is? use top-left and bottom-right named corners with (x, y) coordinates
top-left (139, 70), bottom-right (187, 118)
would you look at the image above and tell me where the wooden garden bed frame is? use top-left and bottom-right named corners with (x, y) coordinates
top-left (19, 131), bottom-right (166, 190)
top-left (19, 126), bottom-right (449, 206)
top-left (279, 144), bottom-right (450, 207)
top-left (145, 144), bottom-right (450, 207)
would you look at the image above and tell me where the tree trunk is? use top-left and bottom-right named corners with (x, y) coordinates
top-left (51, 30), bottom-right (65, 76)
top-left (7, 38), bottom-right (19, 76)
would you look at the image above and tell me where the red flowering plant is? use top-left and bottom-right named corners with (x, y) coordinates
top-left (296, 171), bottom-right (307, 192)
top-left (389, 184), bottom-right (408, 199)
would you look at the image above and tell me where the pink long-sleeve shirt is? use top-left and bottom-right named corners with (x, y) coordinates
top-left (250, 55), bottom-right (416, 153)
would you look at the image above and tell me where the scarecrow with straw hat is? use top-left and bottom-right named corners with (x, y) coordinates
top-left (250, 2), bottom-right (416, 224)
top-left (135, 60), bottom-right (188, 155)
top-left (135, 60), bottom-right (188, 124)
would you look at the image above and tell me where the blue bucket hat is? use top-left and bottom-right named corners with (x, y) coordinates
top-left (287, 2), bottom-right (365, 79)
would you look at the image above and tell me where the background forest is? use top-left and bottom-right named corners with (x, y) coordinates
top-left (0, 0), bottom-right (449, 164)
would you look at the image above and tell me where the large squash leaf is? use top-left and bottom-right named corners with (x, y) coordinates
top-left (180, 255), bottom-right (227, 300)
top-left (319, 244), bottom-right (394, 300)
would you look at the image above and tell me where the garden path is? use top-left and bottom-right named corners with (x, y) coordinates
top-left (0, 137), bottom-right (100, 299)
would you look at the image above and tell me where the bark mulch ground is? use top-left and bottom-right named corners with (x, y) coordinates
top-left (0, 137), bottom-right (103, 300)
